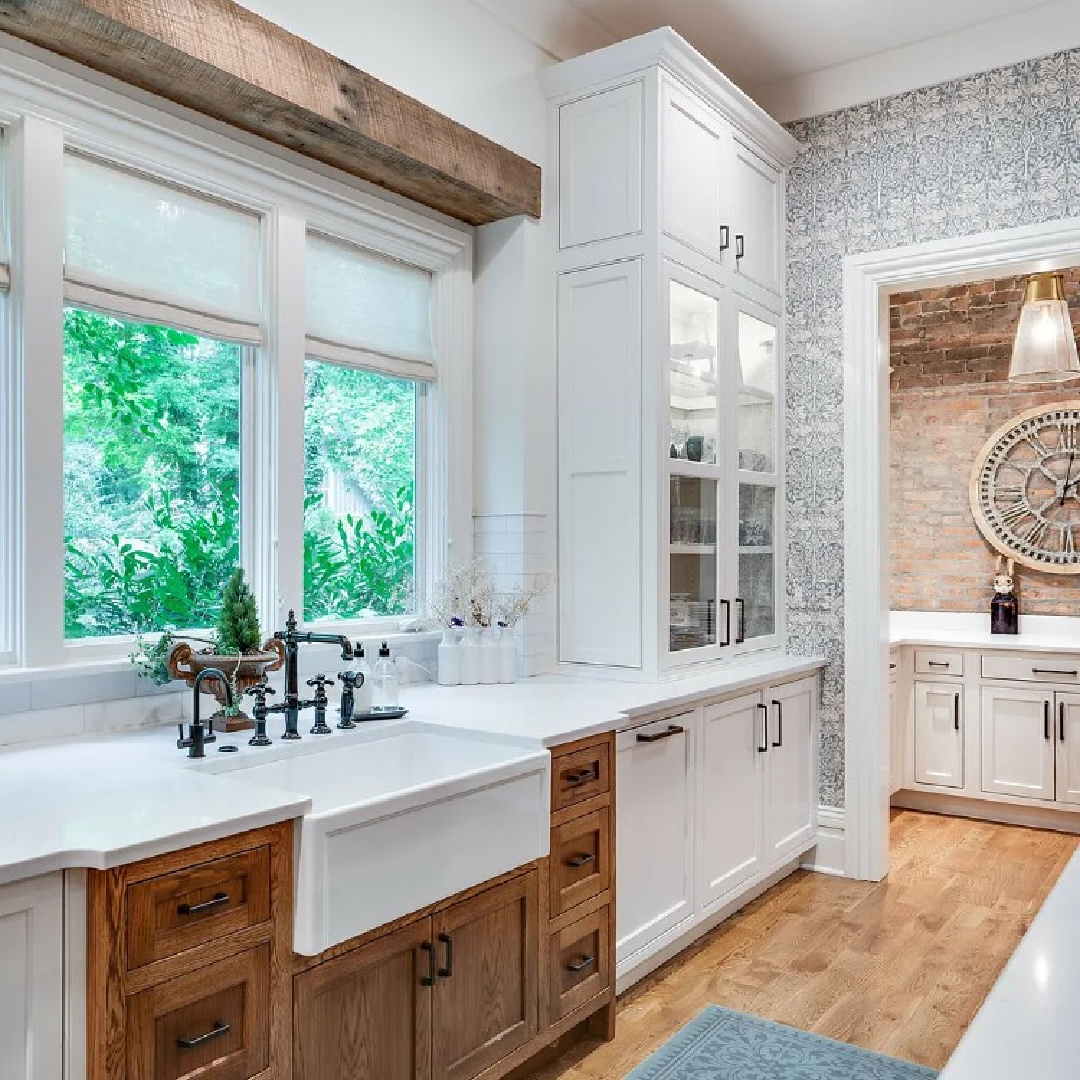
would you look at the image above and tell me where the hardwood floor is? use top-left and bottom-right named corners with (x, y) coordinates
top-left (525, 809), bottom-right (1078, 1078)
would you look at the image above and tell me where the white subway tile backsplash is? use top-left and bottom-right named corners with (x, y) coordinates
top-left (0, 704), bottom-right (85, 747)
top-left (0, 681), bottom-right (31, 717)
top-left (31, 669), bottom-right (139, 710)
top-left (84, 693), bottom-right (184, 734)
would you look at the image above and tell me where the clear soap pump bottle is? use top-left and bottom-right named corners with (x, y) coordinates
top-left (354, 642), bottom-right (374, 715)
top-left (372, 641), bottom-right (399, 710)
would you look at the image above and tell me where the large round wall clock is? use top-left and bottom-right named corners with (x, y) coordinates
top-left (970, 402), bottom-right (1080, 574)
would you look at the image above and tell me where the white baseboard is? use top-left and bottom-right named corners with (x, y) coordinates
top-left (893, 789), bottom-right (1080, 834)
top-left (800, 805), bottom-right (847, 876)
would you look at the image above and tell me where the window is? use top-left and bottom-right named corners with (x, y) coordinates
top-left (63, 309), bottom-right (242, 638)
top-left (0, 69), bottom-right (469, 675)
top-left (302, 232), bottom-right (435, 623)
top-left (59, 155), bottom-right (260, 641)
top-left (303, 361), bottom-right (416, 621)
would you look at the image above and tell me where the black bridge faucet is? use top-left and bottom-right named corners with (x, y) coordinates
top-left (266, 610), bottom-right (354, 739)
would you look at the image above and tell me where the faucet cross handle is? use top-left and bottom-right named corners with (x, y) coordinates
top-left (243, 681), bottom-right (276, 746)
top-left (306, 675), bottom-right (335, 734)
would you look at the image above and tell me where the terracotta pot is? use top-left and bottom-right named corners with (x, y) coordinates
top-left (167, 638), bottom-right (286, 732)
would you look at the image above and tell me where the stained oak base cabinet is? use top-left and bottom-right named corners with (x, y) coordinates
top-left (86, 733), bottom-right (617, 1080)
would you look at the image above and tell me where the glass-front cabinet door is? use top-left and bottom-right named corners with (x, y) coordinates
top-left (666, 271), bottom-right (725, 662)
top-left (734, 299), bottom-right (780, 648)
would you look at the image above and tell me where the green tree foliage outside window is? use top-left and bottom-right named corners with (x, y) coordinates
top-left (63, 310), bottom-right (417, 639)
top-left (302, 359), bottom-right (416, 622)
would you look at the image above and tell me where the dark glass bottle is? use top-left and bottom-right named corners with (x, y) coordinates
top-left (991, 590), bottom-right (1019, 635)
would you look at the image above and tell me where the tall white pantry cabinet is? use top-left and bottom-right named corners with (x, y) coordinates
top-left (543, 29), bottom-right (801, 679)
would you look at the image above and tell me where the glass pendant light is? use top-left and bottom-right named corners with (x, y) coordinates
top-left (1008, 271), bottom-right (1080, 383)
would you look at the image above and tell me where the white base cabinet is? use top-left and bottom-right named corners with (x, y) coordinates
top-left (914, 681), bottom-right (964, 789)
top-left (0, 874), bottom-right (63, 1080)
top-left (616, 711), bottom-right (696, 960)
top-left (895, 645), bottom-right (1080, 820)
top-left (617, 673), bottom-right (818, 986)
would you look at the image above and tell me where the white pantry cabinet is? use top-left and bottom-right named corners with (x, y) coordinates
top-left (913, 681), bottom-right (964, 789)
top-left (544, 29), bottom-right (799, 680)
top-left (0, 874), bottom-right (64, 1080)
top-left (617, 673), bottom-right (818, 986)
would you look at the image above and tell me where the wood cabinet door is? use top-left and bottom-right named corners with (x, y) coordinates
top-left (294, 920), bottom-right (432, 1080)
top-left (1055, 693), bottom-right (1080, 805)
top-left (700, 693), bottom-right (764, 907)
top-left (431, 873), bottom-right (539, 1080)
top-left (914, 682), bottom-right (964, 789)
top-left (615, 712), bottom-right (695, 965)
top-left (980, 686), bottom-right (1055, 801)
top-left (764, 679), bottom-right (816, 862)
top-left (0, 875), bottom-right (63, 1080)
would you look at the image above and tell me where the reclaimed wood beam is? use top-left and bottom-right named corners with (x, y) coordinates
top-left (0, 0), bottom-right (541, 225)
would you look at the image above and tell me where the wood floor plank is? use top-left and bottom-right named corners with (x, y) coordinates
top-left (521, 810), bottom-right (1077, 1078)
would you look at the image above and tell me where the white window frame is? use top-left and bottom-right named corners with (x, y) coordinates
top-left (0, 41), bottom-right (472, 674)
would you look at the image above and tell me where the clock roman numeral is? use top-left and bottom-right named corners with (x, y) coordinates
top-left (1061, 423), bottom-right (1078, 452)
top-left (1024, 430), bottom-right (1050, 456)
top-left (1027, 519), bottom-right (1049, 548)
top-left (998, 502), bottom-right (1031, 528)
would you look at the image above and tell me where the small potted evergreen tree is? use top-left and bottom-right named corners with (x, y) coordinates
top-left (163, 568), bottom-right (285, 731)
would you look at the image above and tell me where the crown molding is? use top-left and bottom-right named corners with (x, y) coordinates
top-left (540, 26), bottom-right (799, 166)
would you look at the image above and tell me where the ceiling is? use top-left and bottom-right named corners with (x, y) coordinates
top-left (471, 0), bottom-right (1080, 119)
top-left (561, 0), bottom-right (1053, 88)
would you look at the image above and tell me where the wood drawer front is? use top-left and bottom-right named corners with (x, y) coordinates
top-left (914, 650), bottom-right (964, 677)
top-left (127, 945), bottom-right (270, 1080)
top-left (551, 742), bottom-right (611, 813)
top-left (550, 906), bottom-right (611, 1023)
top-left (127, 847), bottom-right (271, 971)
top-left (550, 808), bottom-right (610, 918)
top-left (982, 653), bottom-right (1080, 685)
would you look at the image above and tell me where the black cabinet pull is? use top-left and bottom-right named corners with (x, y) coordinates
top-left (735, 598), bottom-right (745, 644)
top-left (565, 852), bottom-right (595, 869)
top-left (177, 892), bottom-right (229, 917)
top-left (719, 598), bottom-right (731, 647)
top-left (1061, 701), bottom-right (1067, 743)
top-left (757, 703), bottom-right (768, 753)
top-left (1033, 668), bottom-right (1078, 677)
top-left (719, 225), bottom-right (730, 251)
top-left (177, 1020), bottom-right (230, 1050)
top-left (565, 954), bottom-right (595, 973)
top-left (771, 699), bottom-right (784, 748)
top-left (564, 766), bottom-right (596, 787)
top-left (636, 724), bottom-right (685, 744)
top-left (1045, 700), bottom-right (1052, 741)
top-left (735, 233), bottom-right (745, 260)
top-left (954, 694), bottom-right (961, 732)
top-left (420, 940), bottom-right (436, 986)
top-left (437, 933), bottom-right (454, 978)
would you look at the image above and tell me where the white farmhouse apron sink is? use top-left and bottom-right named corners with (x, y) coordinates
top-left (204, 721), bottom-right (550, 954)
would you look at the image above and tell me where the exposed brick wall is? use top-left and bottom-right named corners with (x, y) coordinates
top-left (890, 270), bottom-right (1080, 614)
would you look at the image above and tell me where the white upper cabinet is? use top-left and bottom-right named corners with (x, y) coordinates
top-left (732, 136), bottom-right (783, 297)
top-left (661, 80), bottom-right (732, 264)
top-left (558, 81), bottom-right (644, 250)
top-left (545, 28), bottom-right (798, 679)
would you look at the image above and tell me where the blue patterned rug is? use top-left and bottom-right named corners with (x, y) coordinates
top-left (624, 1006), bottom-right (939, 1080)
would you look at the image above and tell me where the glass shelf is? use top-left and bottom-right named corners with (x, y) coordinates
top-left (737, 312), bottom-right (777, 474)
top-left (669, 474), bottom-right (718, 653)
top-left (669, 280), bottom-right (718, 466)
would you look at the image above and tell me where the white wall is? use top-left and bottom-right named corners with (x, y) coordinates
top-left (235, 0), bottom-right (558, 165)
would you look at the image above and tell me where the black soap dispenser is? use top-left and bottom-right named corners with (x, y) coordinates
top-left (990, 557), bottom-right (1019, 635)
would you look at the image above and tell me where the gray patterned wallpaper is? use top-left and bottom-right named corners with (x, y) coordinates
top-left (784, 48), bottom-right (1080, 809)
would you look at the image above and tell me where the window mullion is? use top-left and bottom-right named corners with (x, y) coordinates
top-left (14, 115), bottom-right (65, 666)
top-left (258, 206), bottom-right (306, 635)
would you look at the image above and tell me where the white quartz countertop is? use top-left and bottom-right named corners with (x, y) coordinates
top-left (890, 610), bottom-right (1080, 654)
top-left (0, 653), bottom-right (823, 886)
top-left (941, 846), bottom-right (1080, 1079)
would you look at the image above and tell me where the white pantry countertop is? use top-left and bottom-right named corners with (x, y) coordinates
top-left (890, 610), bottom-right (1080, 654)
top-left (0, 654), bottom-right (823, 886)
top-left (941, 846), bottom-right (1080, 1079)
